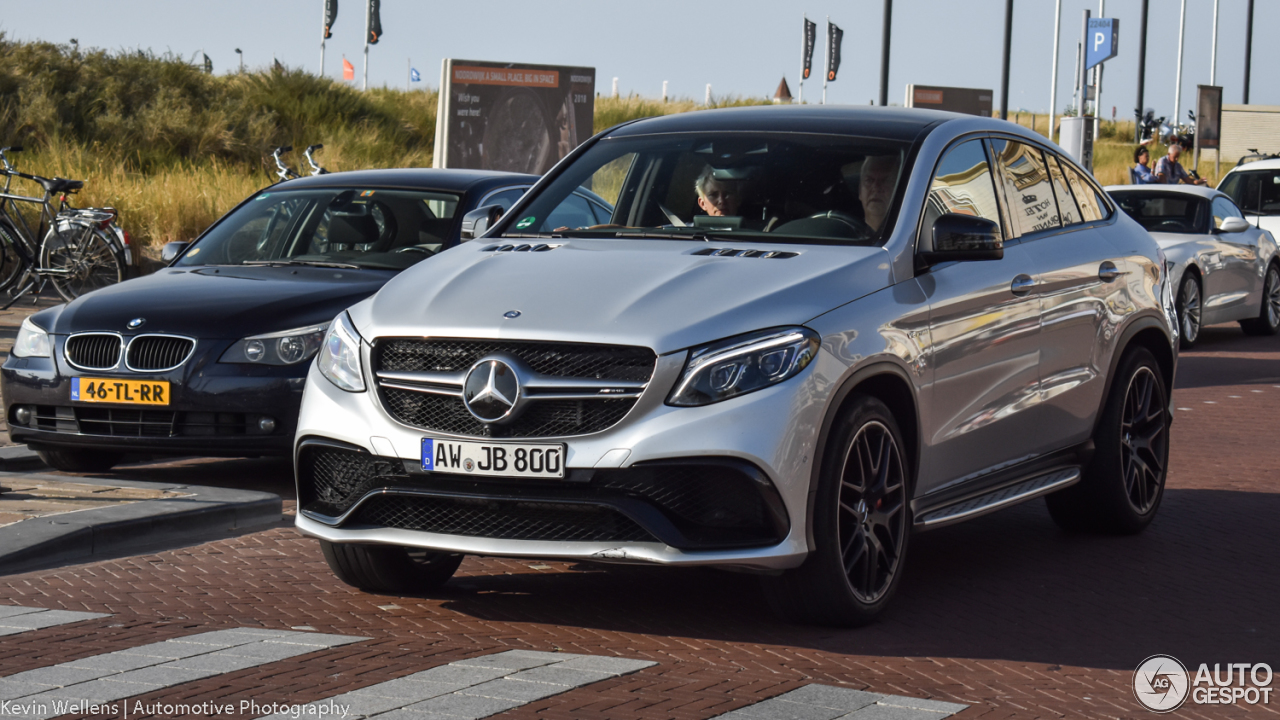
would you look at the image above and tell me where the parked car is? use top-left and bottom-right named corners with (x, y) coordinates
top-left (1108, 185), bottom-right (1279, 347)
top-left (1, 168), bottom-right (565, 472)
top-left (1217, 155), bottom-right (1280, 238)
top-left (294, 106), bottom-right (1179, 626)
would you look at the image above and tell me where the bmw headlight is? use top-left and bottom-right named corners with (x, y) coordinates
top-left (12, 318), bottom-right (51, 358)
top-left (667, 327), bottom-right (820, 407)
top-left (316, 312), bottom-right (365, 392)
top-left (220, 323), bottom-right (328, 365)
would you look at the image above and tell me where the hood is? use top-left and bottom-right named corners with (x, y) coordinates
top-left (52, 265), bottom-right (396, 338)
top-left (353, 239), bottom-right (893, 354)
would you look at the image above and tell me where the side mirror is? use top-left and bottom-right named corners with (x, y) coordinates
top-left (919, 214), bottom-right (1004, 266)
top-left (1218, 217), bottom-right (1251, 233)
top-left (161, 241), bottom-right (191, 264)
top-left (459, 205), bottom-right (506, 241)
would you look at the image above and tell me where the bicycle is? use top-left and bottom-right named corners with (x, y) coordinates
top-left (0, 146), bottom-right (128, 305)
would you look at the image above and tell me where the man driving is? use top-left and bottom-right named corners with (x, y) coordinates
top-left (695, 166), bottom-right (745, 217)
top-left (849, 154), bottom-right (901, 232)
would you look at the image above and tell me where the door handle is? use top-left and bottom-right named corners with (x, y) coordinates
top-left (1010, 274), bottom-right (1035, 296)
top-left (1098, 261), bottom-right (1122, 281)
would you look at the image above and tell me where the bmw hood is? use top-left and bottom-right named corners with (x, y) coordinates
top-left (48, 265), bottom-right (396, 338)
top-left (352, 239), bottom-right (894, 354)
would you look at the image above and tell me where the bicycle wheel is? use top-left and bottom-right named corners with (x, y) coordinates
top-left (40, 221), bottom-right (125, 301)
top-left (0, 220), bottom-right (28, 293)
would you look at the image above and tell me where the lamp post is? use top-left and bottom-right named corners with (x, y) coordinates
top-left (235, 48), bottom-right (243, 74)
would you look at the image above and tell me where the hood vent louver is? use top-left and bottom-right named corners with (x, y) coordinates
top-left (692, 247), bottom-right (798, 259)
top-left (484, 243), bottom-right (561, 253)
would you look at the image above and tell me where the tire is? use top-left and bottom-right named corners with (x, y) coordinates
top-left (1175, 273), bottom-right (1202, 348)
top-left (0, 220), bottom-right (26, 293)
top-left (39, 222), bottom-right (125, 302)
top-left (36, 448), bottom-right (123, 473)
top-left (763, 395), bottom-right (911, 627)
top-left (320, 540), bottom-right (463, 594)
top-left (1240, 263), bottom-right (1280, 336)
top-left (1045, 346), bottom-right (1170, 534)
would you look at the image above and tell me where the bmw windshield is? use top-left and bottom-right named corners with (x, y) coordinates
top-left (502, 133), bottom-right (912, 245)
top-left (178, 188), bottom-right (462, 270)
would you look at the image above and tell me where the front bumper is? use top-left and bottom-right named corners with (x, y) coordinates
top-left (2, 340), bottom-right (304, 457)
top-left (293, 349), bottom-right (843, 570)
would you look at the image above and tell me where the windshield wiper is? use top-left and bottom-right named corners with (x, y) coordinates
top-left (242, 260), bottom-right (362, 269)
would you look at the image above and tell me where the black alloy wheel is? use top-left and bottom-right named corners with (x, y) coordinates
top-left (837, 420), bottom-right (908, 604)
top-left (763, 395), bottom-right (911, 627)
top-left (1241, 263), bottom-right (1280, 336)
top-left (1176, 274), bottom-right (1202, 348)
top-left (1119, 365), bottom-right (1168, 515)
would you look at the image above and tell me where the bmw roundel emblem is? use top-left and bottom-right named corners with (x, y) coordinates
top-left (127, 318), bottom-right (146, 329)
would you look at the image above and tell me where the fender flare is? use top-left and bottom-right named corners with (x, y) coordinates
top-left (1091, 312), bottom-right (1177, 437)
top-left (803, 358), bottom-right (921, 550)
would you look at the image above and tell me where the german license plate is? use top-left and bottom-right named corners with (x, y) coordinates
top-left (71, 377), bottom-right (170, 405)
top-left (422, 437), bottom-right (565, 478)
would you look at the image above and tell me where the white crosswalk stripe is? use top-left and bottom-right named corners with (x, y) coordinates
top-left (713, 684), bottom-right (968, 720)
top-left (0, 606), bottom-right (109, 637)
top-left (0, 628), bottom-right (366, 720)
top-left (255, 649), bottom-right (656, 720)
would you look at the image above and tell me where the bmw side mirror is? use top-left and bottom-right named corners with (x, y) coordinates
top-left (1218, 217), bottom-right (1251, 234)
top-left (460, 205), bottom-right (506, 241)
top-left (161, 241), bottom-right (191, 264)
top-left (919, 214), bottom-right (1004, 266)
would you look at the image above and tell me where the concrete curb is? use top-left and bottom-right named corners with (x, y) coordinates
top-left (0, 472), bottom-right (282, 574)
top-left (0, 445), bottom-right (47, 473)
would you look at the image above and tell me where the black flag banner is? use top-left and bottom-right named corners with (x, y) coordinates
top-left (802, 17), bottom-right (816, 80)
top-left (324, 0), bottom-right (338, 39)
top-left (202, 53), bottom-right (212, 74)
top-left (827, 21), bottom-right (843, 81)
top-left (367, 0), bottom-right (382, 44)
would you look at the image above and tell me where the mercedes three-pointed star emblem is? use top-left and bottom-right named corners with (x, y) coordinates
top-left (463, 358), bottom-right (520, 423)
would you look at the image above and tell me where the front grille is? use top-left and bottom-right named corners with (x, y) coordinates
top-left (381, 389), bottom-right (634, 438)
top-left (376, 339), bottom-right (655, 382)
top-left (351, 495), bottom-right (655, 543)
top-left (65, 334), bottom-right (121, 370)
top-left (126, 335), bottom-right (195, 371)
top-left (374, 339), bottom-right (656, 438)
top-left (298, 446), bottom-right (409, 516)
top-left (28, 406), bottom-right (269, 438)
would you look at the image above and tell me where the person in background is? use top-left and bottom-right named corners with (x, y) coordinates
top-left (1131, 146), bottom-right (1157, 184)
top-left (1154, 141), bottom-right (1207, 185)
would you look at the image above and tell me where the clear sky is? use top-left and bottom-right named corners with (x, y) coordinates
top-left (2, 0), bottom-right (1277, 119)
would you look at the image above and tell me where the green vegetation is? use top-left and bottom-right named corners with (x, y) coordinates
top-left (1, 36), bottom-right (1216, 257)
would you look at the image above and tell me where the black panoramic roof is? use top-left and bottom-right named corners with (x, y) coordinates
top-left (604, 104), bottom-right (962, 142)
top-left (277, 167), bottom-right (538, 192)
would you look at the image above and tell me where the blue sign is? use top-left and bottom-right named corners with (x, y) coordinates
top-left (1086, 18), bottom-right (1119, 70)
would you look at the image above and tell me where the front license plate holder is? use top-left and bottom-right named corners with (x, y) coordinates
top-left (71, 377), bottom-right (171, 405)
top-left (421, 437), bottom-right (565, 479)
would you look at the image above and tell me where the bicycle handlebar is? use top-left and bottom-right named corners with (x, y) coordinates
top-left (304, 144), bottom-right (328, 176)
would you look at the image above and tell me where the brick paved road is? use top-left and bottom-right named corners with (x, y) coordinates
top-left (0, 324), bottom-right (1277, 719)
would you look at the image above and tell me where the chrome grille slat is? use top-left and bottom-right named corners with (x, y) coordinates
top-left (125, 334), bottom-right (196, 372)
top-left (65, 333), bottom-right (122, 371)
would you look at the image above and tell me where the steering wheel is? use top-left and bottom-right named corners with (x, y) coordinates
top-left (805, 210), bottom-right (873, 235)
top-left (394, 246), bottom-right (436, 256)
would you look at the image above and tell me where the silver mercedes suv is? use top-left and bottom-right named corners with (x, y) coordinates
top-left (294, 106), bottom-right (1178, 626)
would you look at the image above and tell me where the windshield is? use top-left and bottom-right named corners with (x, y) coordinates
top-left (503, 132), bottom-right (911, 245)
top-left (1111, 191), bottom-right (1208, 234)
top-left (1218, 170), bottom-right (1280, 215)
top-left (177, 188), bottom-right (462, 269)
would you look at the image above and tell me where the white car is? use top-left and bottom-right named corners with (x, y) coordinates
top-left (1108, 184), bottom-right (1280, 347)
top-left (1218, 155), bottom-right (1280, 238)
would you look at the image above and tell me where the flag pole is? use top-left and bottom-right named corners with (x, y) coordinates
top-left (319, 0), bottom-right (326, 77)
top-left (407, 58), bottom-right (411, 92)
top-left (822, 16), bottom-right (829, 105)
top-left (798, 14), bottom-right (805, 104)
top-left (1050, 0), bottom-right (1061, 140)
top-left (363, 2), bottom-right (370, 91)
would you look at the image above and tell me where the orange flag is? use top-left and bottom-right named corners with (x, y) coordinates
top-left (342, 57), bottom-right (355, 81)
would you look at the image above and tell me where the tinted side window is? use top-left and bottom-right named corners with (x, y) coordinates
top-left (1061, 163), bottom-right (1109, 221)
top-left (483, 188), bottom-right (527, 212)
top-left (920, 139), bottom-right (1003, 249)
top-left (1045, 155), bottom-right (1082, 225)
top-left (991, 139), bottom-right (1060, 237)
top-left (1212, 197), bottom-right (1244, 229)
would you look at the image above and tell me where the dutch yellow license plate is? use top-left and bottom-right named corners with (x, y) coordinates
top-left (71, 377), bottom-right (170, 405)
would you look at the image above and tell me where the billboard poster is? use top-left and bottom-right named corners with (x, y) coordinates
top-left (1196, 85), bottom-right (1222, 150)
top-left (434, 59), bottom-right (595, 175)
top-left (905, 85), bottom-right (993, 117)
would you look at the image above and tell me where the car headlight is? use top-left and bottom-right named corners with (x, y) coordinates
top-left (220, 322), bottom-right (328, 365)
top-left (12, 318), bottom-right (51, 358)
top-left (316, 312), bottom-right (365, 392)
top-left (667, 327), bottom-right (820, 407)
